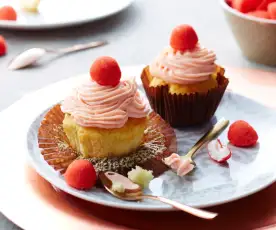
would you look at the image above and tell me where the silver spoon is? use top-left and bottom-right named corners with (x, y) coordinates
top-left (99, 171), bottom-right (218, 219)
top-left (8, 40), bottom-right (107, 70)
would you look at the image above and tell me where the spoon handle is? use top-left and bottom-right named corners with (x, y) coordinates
top-left (56, 41), bottom-right (107, 54)
top-left (185, 118), bottom-right (230, 159)
top-left (141, 195), bottom-right (217, 219)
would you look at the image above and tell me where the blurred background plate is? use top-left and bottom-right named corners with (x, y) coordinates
top-left (0, 0), bottom-right (134, 30)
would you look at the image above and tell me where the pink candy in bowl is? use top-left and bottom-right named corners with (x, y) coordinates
top-left (220, 0), bottom-right (276, 66)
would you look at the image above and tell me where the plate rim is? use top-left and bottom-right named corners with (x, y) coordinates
top-left (0, 0), bottom-right (134, 30)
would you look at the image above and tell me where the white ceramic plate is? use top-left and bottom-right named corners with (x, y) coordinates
top-left (1, 66), bottom-right (276, 211)
top-left (0, 0), bottom-right (133, 29)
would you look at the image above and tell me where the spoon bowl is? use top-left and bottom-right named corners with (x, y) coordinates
top-left (99, 171), bottom-right (143, 201)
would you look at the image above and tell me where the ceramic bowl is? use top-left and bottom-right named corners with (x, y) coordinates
top-left (220, 0), bottom-right (276, 66)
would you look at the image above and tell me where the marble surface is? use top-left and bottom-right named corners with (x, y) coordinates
top-left (0, 0), bottom-right (275, 229)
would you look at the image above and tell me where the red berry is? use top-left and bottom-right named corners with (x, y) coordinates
top-left (247, 10), bottom-right (271, 18)
top-left (257, 0), bottom-right (275, 10)
top-left (232, 0), bottom-right (263, 13)
top-left (226, 0), bottom-right (233, 6)
top-left (170, 24), bottom-right (199, 52)
top-left (90, 56), bottom-right (121, 87)
top-left (0, 6), bottom-right (17, 21)
top-left (64, 160), bottom-right (97, 190)
top-left (268, 2), bottom-right (276, 19)
top-left (0, 36), bottom-right (7, 56)
top-left (228, 120), bottom-right (258, 147)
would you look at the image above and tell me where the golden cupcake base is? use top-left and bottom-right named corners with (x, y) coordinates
top-left (38, 104), bottom-right (176, 176)
top-left (63, 114), bottom-right (147, 158)
top-left (141, 66), bottom-right (229, 127)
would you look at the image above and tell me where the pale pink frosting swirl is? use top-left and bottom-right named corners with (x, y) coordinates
top-left (164, 153), bottom-right (194, 176)
top-left (149, 44), bottom-right (217, 85)
top-left (61, 79), bottom-right (149, 129)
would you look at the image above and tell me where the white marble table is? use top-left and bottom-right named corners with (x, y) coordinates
top-left (0, 0), bottom-right (275, 229)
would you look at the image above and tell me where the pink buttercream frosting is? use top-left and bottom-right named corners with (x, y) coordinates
top-left (164, 153), bottom-right (194, 176)
top-left (61, 78), bottom-right (149, 129)
top-left (149, 44), bottom-right (217, 85)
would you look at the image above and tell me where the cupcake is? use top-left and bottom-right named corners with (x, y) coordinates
top-left (61, 56), bottom-right (149, 158)
top-left (141, 24), bottom-right (229, 127)
top-left (38, 56), bottom-right (176, 176)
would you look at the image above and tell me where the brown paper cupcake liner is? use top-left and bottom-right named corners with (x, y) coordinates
top-left (141, 66), bottom-right (229, 127)
top-left (38, 104), bottom-right (177, 177)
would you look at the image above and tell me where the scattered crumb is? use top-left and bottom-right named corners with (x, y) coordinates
top-left (20, 0), bottom-right (40, 12)
top-left (58, 141), bottom-right (69, 151)
top-left (111, 182), bottom-right (125, 193)
top-left (127, 166), bottom-right (154, 188)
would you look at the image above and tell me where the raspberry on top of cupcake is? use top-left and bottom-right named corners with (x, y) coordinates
top-left (149, 24), bottom-right (220, 95)
top-left (61, 56), bottom-right (150, 158)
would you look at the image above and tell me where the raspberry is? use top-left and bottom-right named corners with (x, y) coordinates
top-left (228, 120), bottom-right (258, 147)
top-left (247, 10), bottom-right (271, 18)
top-left (226, 0), bottom-right (233, 6)
top-left (257, 0), bottom-right (275, 10)
top-left (0, 36), bottom-right (7, 56)
top-left (268, 2), bottom-right (276, 19)
top-left (170, 24), bottom-right (199, 52)
top-left (232, 0), bottom-right (263, 13)
top-left (0, 6), bottom-right (17, 21)
top-left (64, 160), bottom-right (97, 190)
top-left (90, 56), bottom-right (121, 87)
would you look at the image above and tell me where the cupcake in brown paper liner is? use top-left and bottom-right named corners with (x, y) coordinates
top-left (38, 56), bottom-right (176, 177)
top-left (141, 25), bottom-right (229, 127)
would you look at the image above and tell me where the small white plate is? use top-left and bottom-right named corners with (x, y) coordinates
top-left (0, 0), bottom-right (133, 29)
top-left (1, 66), bottom-right (276, 211)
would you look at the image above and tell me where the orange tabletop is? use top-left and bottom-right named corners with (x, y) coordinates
top-left (1, 67), bottom-right (276, 230)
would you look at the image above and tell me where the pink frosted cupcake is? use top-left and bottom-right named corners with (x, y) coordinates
top-left (61, 56), bottom-right (150, 158)
top-left (38, 56), bottom-right (177, 176)
top-left (141, 24), bottom-right (229, 127)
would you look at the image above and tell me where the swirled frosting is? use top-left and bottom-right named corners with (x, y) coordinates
top-left (164, 153), bottom-right (194, 177)
top-left (61, 79), bottom-right (149, 129)
top-left (149, 44), bottom-right (217, 85)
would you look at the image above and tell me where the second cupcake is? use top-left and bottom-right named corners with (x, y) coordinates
top-left (141, 24), bottom-right (229, 127)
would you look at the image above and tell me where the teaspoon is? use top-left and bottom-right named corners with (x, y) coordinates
top-left (8, 40), bottom-right (107, 70)
top-left (99, 171), bottom-right (218, 220)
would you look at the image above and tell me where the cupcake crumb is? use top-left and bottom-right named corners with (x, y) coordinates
top-left (127, 166), bottom-right (154, 188)
top-left (111, 181), bottom-right (125, 193)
